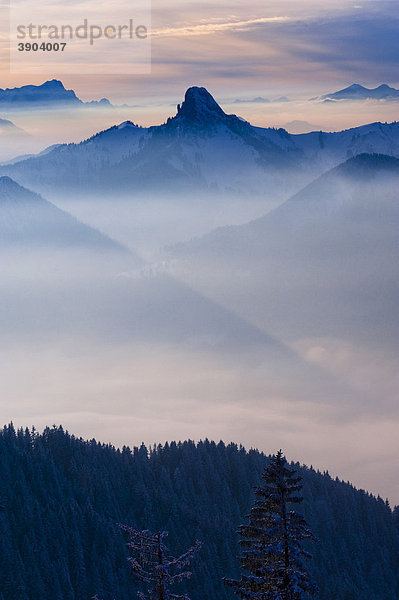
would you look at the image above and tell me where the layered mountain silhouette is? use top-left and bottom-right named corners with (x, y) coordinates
top-left (168, 153), bottom-right (399, 347)
top-left (1, 177), bottom-right (360, 415)
top-left (171, 153), bottom-right (399, 257)
top-left (3, 86), bottom-right (399, 199)
top-left (0, 177), bottom-right (288, 355)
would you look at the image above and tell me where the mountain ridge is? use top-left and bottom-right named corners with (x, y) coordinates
top-left (0, 175), bottom-right (127, 251)
top-left (169, 152), bottom-right (399, 254)
top-left (0, 425), bottom-right (398, 600)
top-left (0, 79), bottom-right (111, 108)
top-left (166, 151), bottom-right (399, 348)
top-left (2, 87), bottom-right (399, 198)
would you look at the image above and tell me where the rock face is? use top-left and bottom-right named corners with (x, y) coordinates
top-left (175, 86), bottom-right (228, 125)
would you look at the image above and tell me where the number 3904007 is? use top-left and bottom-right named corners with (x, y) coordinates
top-left (18, 42), bottom-right (67, 51)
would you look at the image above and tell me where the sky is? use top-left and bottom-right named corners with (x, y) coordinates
top-left (1, 0), bottom-right (399, 503)
top-left (0, 0), bottom-right (399, 117)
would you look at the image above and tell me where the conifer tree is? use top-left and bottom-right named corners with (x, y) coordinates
top-left (224, 450), bottom-right (318, 600)
top-left (393, 506), bottom-right (399, 531)
top-left (119, 525), bottom-right (201, 600)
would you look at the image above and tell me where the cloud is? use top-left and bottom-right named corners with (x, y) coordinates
top-left (1, 0), bottom-right (398, 109)
top-left (151, 16), bottom-right (293, 38)
top-left (238, 6), bottom-right (399, 82)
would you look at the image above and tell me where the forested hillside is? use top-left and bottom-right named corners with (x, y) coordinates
top-left (0, 425), bottom-right (398, 600)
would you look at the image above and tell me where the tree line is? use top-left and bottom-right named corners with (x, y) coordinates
top-left (0, 424), bottom-right (398, 599)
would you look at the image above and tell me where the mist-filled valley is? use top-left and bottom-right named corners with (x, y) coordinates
top-left (1, 84), bottom-right (399, 506)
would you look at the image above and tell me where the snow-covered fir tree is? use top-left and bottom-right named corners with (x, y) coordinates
top-left (119, 525), bottom-right (201, 600)
top-left (224, 450), bottom-right (318, 600)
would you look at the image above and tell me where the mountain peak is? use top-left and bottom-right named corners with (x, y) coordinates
top-left (375, 83), bottom-right (396, 92)
top-left (42, 79), bottom-right (65, 88)
top-left (175, 87), bottom-right (226, 124)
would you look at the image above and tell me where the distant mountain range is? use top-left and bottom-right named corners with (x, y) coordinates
top-left (283, 120), bottom-right (324, 133)
top-left (0, 79), bottom-right (112, 108)
top-left (2, 86), bottom-right (399, 199)
top-left (317, 83), bottom-right (399, 102)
